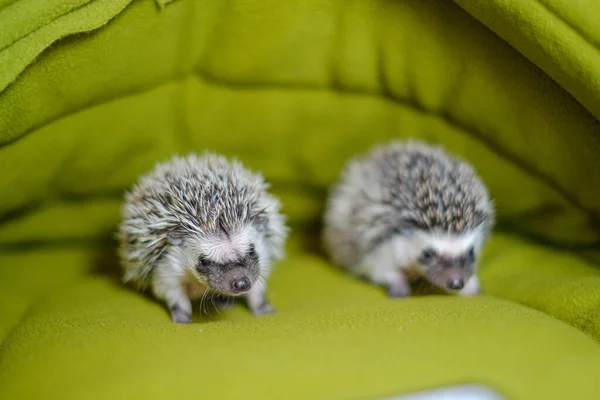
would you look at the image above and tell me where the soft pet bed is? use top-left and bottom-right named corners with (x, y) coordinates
top-left (1, 0), bottom-right (600, 399)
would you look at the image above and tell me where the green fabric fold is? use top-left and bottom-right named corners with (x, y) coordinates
top-left (453, 0), bottom-right (600, 121)
top-left (1, 0), bottom-right (600, 398)
top-left (0, 0), bottom-right (132, 92)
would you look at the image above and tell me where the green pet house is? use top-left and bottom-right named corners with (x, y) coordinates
top-left (1, 0), bottom-right (600, 399)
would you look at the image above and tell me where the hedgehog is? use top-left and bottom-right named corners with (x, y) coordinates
top-left (322, 140), bottom-right (495, 297)
top-left (117, 152), bottom-right (288, 323)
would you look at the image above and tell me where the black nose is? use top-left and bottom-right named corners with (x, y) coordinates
top-left (231, 277), bottom-right (251, 292)
top-left (447, 279), bottom-right (464, 290)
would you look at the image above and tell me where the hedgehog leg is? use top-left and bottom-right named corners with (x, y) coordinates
top-left (152, 271), bottom-right (193, 324)
top-left (359, 250), bottom-right (412, 297)
top-left (383, 271), bottom-right (411, 298)
top-left (169, 302), bottom-right (193, 324)
top-left (363, 266), bottom-right (411, 297)
top-left (459, 275), bottom-right (481, 296)
top-left (245, 281), bottom-right (276, 316)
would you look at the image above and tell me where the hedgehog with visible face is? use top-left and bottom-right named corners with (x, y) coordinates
top-left (117, 153), bottom-right (288, 323)
top-left (323, 140), bottom-right (495, 297)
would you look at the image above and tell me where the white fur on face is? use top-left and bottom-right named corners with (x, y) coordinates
top-left (414, 226), bottom-right (485, 257)
top-left (354, 227), bottom-right (485, 286)
top-left (199, 226), bottom-right (252, 264)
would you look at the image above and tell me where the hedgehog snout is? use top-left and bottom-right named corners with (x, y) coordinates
top-left (231, 277), bottom-right (251, 293)
top-left (425, 262), bottom-right (472, 293)
top-left (206, 264), bottom-right (258, 295)
top-left (447, 279), bottom-right (464, 290)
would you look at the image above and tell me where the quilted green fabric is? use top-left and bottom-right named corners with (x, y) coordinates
top-left (1, 0), bottom-right (600, 399)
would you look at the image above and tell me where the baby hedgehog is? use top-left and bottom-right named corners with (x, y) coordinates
top-left (323, 140), bottom-right (494, 297)
top-left (117, 152), bottom-right (288, 323)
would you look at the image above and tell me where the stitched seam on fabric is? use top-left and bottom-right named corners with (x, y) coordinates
top-left (2, 68), bottom-right (599, 230)
top-left (0, 0), bottom-right (98, 52)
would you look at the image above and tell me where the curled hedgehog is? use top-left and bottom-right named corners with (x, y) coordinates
top-left (117, 152), bottom-right (288, 323)
top-left (323, 140), bottom-right (495, 297)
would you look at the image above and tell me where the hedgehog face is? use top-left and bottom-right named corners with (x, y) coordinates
top-left (419, 246), bottom-right (475, 291)
top-left (414, 229), bottom-right (483, 292)
top-left (195, 242), bottom-right (261, 295)
top-left (169, 225), bottom-right (267, 296)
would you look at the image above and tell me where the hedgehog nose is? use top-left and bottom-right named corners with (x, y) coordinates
top-left (447, 279), bottom-right (464, 290)
top-left (231, 277), bottom-right (251, 293)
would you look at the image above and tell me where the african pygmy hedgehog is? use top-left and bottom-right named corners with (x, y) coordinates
top-left (323, 140), bottom-right (495, 297)
top-left (117, 152), bottom-right (288, 323)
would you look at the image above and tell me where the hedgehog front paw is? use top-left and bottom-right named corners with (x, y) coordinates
top-left (385, 273), bottom-right (411, 298)
top-left (251, 301), bottom-right (276, 316)
top-left (246, 285), bottom-right (276, 316)
top-left (459, 276), bottom-right (481, 296)
top-left (170, 306), bottom-right (192, 324)
top-left (387, 283), bottom-right (411, 298)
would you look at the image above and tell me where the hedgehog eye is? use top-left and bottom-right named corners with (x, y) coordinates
top-left (248, 244), bottom-right (258, 260)
top-left (467, 246), bottom-right (475, 260)
top-left (198, 254), bottom-right (211, 271)
top-left (420, 248), bottom-right (436, 264)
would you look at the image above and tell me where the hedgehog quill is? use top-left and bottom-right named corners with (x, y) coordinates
top-left (118, 153), bottom-right (288, 323)
top-left (323, 140), bottom-right (495, 297)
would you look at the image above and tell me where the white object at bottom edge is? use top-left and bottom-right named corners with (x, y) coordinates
top-left (380, 384), bottom-right (504, 400)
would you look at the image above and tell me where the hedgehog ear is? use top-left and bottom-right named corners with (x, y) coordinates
top-left (167, 229), bottom-right (185, 246)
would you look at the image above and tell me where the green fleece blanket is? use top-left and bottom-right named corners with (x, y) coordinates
top-left (1, 0), bottom-right (600, 399)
